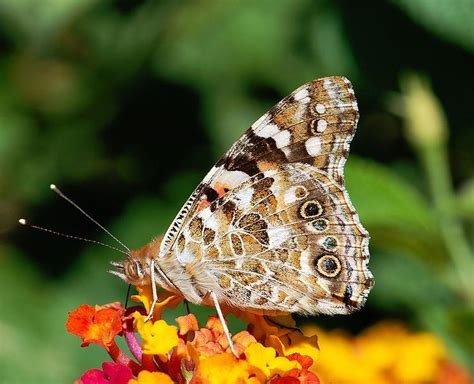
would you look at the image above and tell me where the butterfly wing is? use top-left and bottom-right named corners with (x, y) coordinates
top-left (161, 76), bottom-right (373, 315)
top-left (161, 76), bottom-right (358, 254)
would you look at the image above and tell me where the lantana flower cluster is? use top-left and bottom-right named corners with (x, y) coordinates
top-left (305, 323), bottom-right (472, 384)
top-left (66, 286), bottom-right (320, 384)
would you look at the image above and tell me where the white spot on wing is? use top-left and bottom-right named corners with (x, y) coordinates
top-left (305, 137), bottom-right (322, 156)
top-left (177, 247), bottom-right (195, 264)
top-left (257, 123), bottom-right (280, 138)
top-left (317, 119), bottom-right (328, 132)
top-left (284, 185), bottom-right (307, 204)
top-left (272, 129), bottom-right (291, 149)
top-left (202, 166), bottom-right (220, 183)
top-left (323, 79), bottom-right (338, 99)
top-left (267, 226), bottom-right (291, 248)
top-left (235, 187), bottom-right (253, 209)
top-left (293, 88), bottom-right (309, 101)
top-left (315, 103), bottom-right (326, 114)
top-left (206, 215), bottom-right (219, 232)
top-left (284, 188), bottom-right (297, 205)
top-left (216, 169), bottom-right (250, 188)
top-left (199, 209), bottom-right (212, 222)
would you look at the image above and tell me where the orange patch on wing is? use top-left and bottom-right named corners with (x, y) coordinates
top-left (198, 200), bottom-right (211, 212)
top-left (257, 160), bottom-right (278, 171)
top-left (212, 182), bottom-right (228, 198)
top-left (197, 183), bottom-right (228, 213)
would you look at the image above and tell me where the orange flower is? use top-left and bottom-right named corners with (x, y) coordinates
top-left (268, 330), bottom-right (320, 373)
top-left (66, 303), bottom-right (123, 351)
top-left (176, 313), bottom-right (199, 335)
top-left (191, 352), bottom-right (259, 384)
top-left (235, 311), bottom-right (295, 341)
top-left (231, 331), bottom-right (258, 356)
top-left (184, 315), bottom-right (260, 358)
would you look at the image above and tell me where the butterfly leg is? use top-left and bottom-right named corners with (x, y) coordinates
top-left (145, 259), bottom-right (158, 322)
top-left (184, 299), bottom-right (191, 315)
top-left (209, 291), bottom-right (237, 357)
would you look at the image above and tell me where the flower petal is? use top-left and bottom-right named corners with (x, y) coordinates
top-left (133, 312), bottom-right (179, 358)
top-left (268, 331), bottom-right (319, 372)
top-left (191, 353), bottom-right (256, 384)
top-left (78, 362), bottom-right (132, 384)
top-left (245, 342), bottom-right (300, 379)
top-left (176, 314), bottom-right (199, 336)
top-left (66, 304), bottom-right (124, 351)
top-left (128, 371), bottom-right (174, 384)
top-left (132, 286), bottom-right (181, 320)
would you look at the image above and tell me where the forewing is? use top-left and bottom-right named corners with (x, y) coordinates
top-left (160, 76), bottom-right (359, 256)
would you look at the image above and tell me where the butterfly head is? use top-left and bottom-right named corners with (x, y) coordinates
top-left (110, 237), bottom-right (162, 285)
top-left (110, 256), bottom-right (147, 285)
top-left (123, 257), bottom-right (146, 283)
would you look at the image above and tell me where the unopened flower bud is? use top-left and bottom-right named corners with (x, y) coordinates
top-left (400, 73), bottom-right (448, 149)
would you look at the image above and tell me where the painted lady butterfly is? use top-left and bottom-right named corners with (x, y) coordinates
top-left (112, 76), bottom-right (374, 350)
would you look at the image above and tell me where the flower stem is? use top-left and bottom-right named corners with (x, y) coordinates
top-left (421, 144), bottom-right (474, 303)
top-left (108, 341), bottom-right (141, 374)
top-left (401, 73), bottom-right (474, 305)
top-left (124, 317), bottom-right (143, 363)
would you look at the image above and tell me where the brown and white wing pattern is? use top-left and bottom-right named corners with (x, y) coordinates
top-left (160, 76), bottom-right (374, 315)
top-left (161, 77), bottom-right (359, 254)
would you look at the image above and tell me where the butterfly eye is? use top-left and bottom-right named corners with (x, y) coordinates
top-left (316, 255), bottom-right (341, 278)
top-left (125, 259), bottom-right (143, 280)
top-left (300, 200), bottom-right (322, 218)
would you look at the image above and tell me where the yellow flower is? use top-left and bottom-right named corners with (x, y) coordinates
top-left (267, 330), bottom-right (320, 373)
top-left (244, 342), bottom-right (300, 379)
top-left (128, 370), bottom-right (174, 384)
top-left (133, 312), bottom-right (179, 358)
top-left (191, 353), bottom-right (260, 384)
top-left (132, 285), bottom-right (181, 320)
top-left (393, 331), bottom-right (446, 382)
top-left (303, 321), bottom-right (454, 384)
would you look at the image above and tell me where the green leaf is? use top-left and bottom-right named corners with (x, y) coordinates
top-left (345, 156), bottom-right (446, 263)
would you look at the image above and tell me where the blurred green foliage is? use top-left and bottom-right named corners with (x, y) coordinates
top-left (0, 1), bottom-right (473, 382)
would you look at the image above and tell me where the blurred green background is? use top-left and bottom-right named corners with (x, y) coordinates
top-left (0, 0), bottom-right (473, 382)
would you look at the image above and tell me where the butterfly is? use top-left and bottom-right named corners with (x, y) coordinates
top-left (111, 76), bottom-right (374, 352)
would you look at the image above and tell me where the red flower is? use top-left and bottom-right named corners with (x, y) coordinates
top-left (286, 353), bottom-right (320, 384)
top-left (66, 303), bottom-right (123, 351)
top-left (77, 362), bottom-right (133, 384)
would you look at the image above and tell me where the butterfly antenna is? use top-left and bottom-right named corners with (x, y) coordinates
top-left (18, 219), bottom-right (128, 255)
top-left (50, 184), bottom-right (130, 252)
